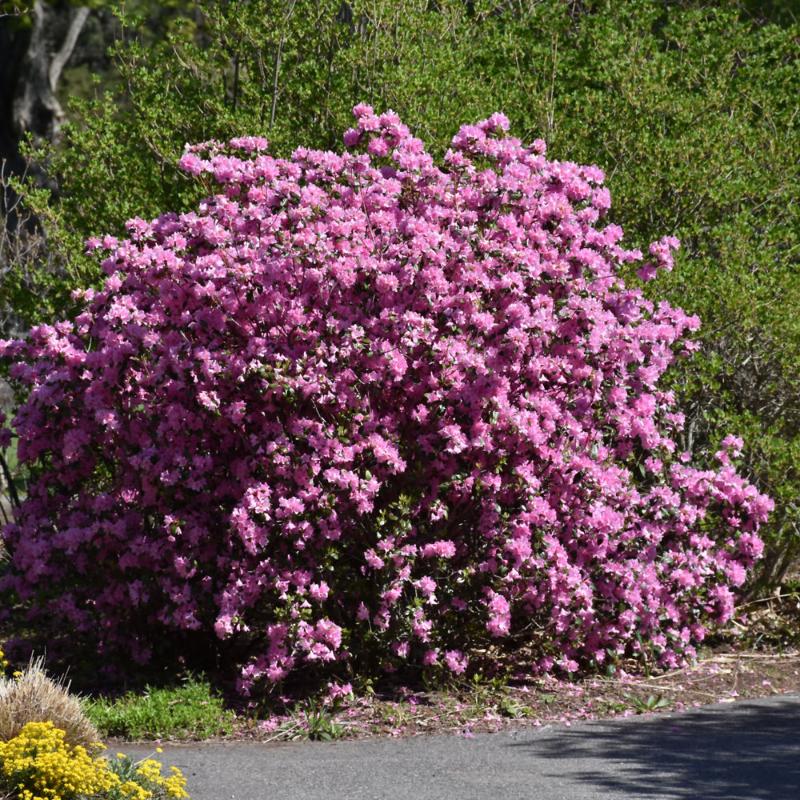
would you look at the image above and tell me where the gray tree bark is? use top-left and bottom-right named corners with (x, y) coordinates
top-left (0, 1), bottom-right (89, 179)
top-left (12, 1), bottom-right (90, 148)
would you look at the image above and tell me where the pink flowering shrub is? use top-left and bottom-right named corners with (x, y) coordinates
top-left (0, 107), bottom-right (772, 694)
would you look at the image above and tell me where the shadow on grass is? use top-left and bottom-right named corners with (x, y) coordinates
top-left (508, 696), bottom-right (800, 800)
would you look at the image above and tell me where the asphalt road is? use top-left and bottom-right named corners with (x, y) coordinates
top-left (119, 694), bottom-right (800, 800)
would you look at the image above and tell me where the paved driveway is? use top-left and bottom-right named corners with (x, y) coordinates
top-left (120, 694), bottom-right (800, 800)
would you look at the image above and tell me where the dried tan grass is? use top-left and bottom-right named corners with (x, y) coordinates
top-left (0, 657), bottom-right (100, 749)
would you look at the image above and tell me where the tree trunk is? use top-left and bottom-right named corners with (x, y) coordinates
top-left (1, 1), bottom-right (89, 173)
top-left (0, 1), bottom-right (89, 220)
top-left (0, 1), bottom-right (89, 340)
top-left (13, 0), bottom-right (90, 145)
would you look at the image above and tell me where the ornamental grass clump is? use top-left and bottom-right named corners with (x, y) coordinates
top-left (0, 107), bottom-right (772, 695)
top-left (0, 660), bottom-right (99, 751)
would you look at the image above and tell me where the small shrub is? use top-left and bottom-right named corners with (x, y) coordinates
top-left (286, 700), bottom-right (346, 741)
top-left (625, 693), bottom-right (670, 714)
top-left (0, 659), bottom-right (99, 750)
top-left (0, 108), bottom-right (772, 696)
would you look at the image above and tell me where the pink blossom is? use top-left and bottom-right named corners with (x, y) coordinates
top-left (309, 582), bottom-right (330, 602)
top-left (327, 681), bottom-right (353, 701)
top-left (420, 540), bottom-right (457, 559)
top-left (444, 650), bottom-right (468, 674)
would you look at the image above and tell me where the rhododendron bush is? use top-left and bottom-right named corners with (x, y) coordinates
top-left (0, 107), bottom-right (772, 694)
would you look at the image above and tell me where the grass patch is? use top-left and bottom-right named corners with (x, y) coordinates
top-left (83, 677), bottom-right (235, 741)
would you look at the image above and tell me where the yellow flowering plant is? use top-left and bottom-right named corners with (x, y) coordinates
top-left (0, 721), bottom-right (189, 800)
top-left (0, 721), bottom-right (117, 800)
top-left (109, 754), bottom-right (189, 800)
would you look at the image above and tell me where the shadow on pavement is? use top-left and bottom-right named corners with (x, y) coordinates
top-left (508, 697), bottom-right (800, 800)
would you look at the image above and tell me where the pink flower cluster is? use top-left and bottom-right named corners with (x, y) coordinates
top-left (0, 107), bottom-right (772, 694)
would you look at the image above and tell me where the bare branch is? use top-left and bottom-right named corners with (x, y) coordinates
top-left (270, 0), bottom-right (298, 129)
top-left (48, 5), bottom-right (90, 93)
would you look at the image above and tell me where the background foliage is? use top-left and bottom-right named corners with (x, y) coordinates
top-left (4, 0), bottom-right (800, 591)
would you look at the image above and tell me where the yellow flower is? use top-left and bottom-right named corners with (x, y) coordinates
top-left (165, 766), bottom-right (190, 799)
top-left (121, 779), bottom-right (153, 800)
top-left (136, 758), bottom-right (164, 783)
top-left (133, 758), bottom-right (190, 799)
top-left (0, 721), bottom-right (121, 800)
